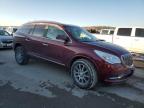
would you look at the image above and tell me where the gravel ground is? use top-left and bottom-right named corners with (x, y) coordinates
top-left (0, 49), bottom-right (144, 108)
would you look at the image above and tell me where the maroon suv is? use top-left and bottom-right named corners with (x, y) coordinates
top-left (13, 21), bottom-right (134, 89)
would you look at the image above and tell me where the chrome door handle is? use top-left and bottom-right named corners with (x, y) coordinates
top-left (42, 43), bottom-right (48, 46)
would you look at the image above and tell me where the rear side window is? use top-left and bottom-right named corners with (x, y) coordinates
top-left (135, 28), bottom-right (144, 37)
top-left (32, 25), bottom-right (47, 37)
top-left (17, 24), bottom-right (34, 34)
top-left (117, 28), bottom-right (132, 36)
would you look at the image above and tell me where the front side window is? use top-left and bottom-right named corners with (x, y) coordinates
top-left (46, 26), bottom-right (67, 40)
top-left (135, 28), bottom-right (144, 37)
top-left (0, 30), bottom-right (10, 36)
top-left (65, 25), bottom-right (97, 42)
top-left (32, 25), bottom-right (47, 37)
top-left (117, 28), bottom-right (132, 36)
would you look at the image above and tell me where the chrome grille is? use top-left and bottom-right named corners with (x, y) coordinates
top-left (121, 54), bottom-right (133, 66)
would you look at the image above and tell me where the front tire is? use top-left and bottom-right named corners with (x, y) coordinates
top-left (71, 59), bottom-right (98, 89)
top-left (15, 46), bottom-right (29, 65)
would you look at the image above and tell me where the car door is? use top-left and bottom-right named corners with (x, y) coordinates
top-left (132, 28), bottom-right (144, 53)
top-left (27, 24), bottom-right (48, 57)
top-left (41, 25), bottom-right (70, 65)
top-left (113, 28), bottom-right (133, 52)
top-left (16, 24), bottom-right (35, 53)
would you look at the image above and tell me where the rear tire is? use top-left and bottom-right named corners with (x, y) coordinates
top-left (71, 59), bottom-right (98, 89)
top-left (15, 46), bottom-right (29, 65)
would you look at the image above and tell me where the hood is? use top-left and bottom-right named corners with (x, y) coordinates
top-left (83, 41), bottom-right (129, 56)
top-left (0, 35), bottom-right (13, 42)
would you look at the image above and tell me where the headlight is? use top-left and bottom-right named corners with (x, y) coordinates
top-left (94, 50), bottom-right (121, 64)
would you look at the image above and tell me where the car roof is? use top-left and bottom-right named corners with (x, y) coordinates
top-left (23, 21), bottom-right (81, 29)
top-left (116, 26), bottom-right (144, 29)
top-left (24, 21), bottom-right (69, 27)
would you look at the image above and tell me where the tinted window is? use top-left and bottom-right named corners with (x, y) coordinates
top-left (17, 24), bottom-right (34, 34)
top-left (117, 28), bottom-right (132, 36)
top-left (32, 25), bottom-right (47, 37)
top-left (135, 28), bottom-right (144, 37)
top-left (46, 26), bottom-right (66, 40)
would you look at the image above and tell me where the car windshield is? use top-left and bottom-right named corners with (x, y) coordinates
top-left (65, 25), bottom-right (98, 42)
top-left (0, 30), bottom-right (10, 36)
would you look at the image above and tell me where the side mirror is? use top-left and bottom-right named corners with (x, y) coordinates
top-left (56, 35), bottom-right (69, 42)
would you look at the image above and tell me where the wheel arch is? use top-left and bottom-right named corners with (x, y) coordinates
top-left (14, 43), bottom-right (22, 50)
top-left (68, 55), bottom-right (99, 73)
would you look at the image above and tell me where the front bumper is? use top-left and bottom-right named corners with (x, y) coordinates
top-left (94, 59), bottom-right (135, 84)
top-left (104, 66), bottom-right (134, 83)
top-left (0, 42), bottom-right (13, 48)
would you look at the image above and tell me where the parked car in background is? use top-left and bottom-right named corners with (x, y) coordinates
top-left (0, 30), bottom-right (13, 48)
top-left (100, 29), bottom-right (114, 35)
top-left (5, 26), bottom-right (18, 35)
top-left (13, 21), bottom-right (134, 89)
top-left (94, 27), bottom-right (144, 54)
top-left (0, 26), bottom-right (4, 30)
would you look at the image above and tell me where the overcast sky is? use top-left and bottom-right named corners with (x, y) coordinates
top-left (0, 0), bottom-right (144, 26)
